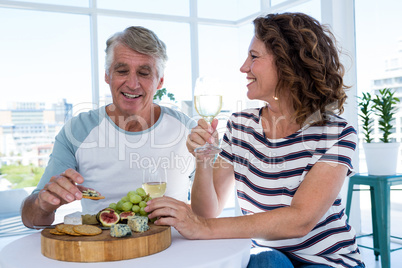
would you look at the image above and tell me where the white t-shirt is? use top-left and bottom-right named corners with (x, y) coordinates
top-left (33, 105), bottom-right (196, 213)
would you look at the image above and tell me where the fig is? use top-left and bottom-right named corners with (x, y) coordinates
top-left (99, 210), bottom-right (120, 227)
top-left (96, 207), bottom-right (115, 222)
top-left (119, 211), bottom-right (135, 223)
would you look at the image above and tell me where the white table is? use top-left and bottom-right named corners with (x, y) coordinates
top-left (0, 227), bottom-right (250, 268)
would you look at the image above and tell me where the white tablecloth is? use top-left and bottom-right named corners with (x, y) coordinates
top-left (0, 227), bottom-right (250, 268)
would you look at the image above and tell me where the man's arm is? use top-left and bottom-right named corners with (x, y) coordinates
top-left (21, 193), bottom-right (56, 228)
top-left (21, 169), bottom-right (84, 229)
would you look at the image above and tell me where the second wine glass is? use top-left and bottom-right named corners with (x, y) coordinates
top-left (142, 166), bottom-right (167, 198)
top-left (193, 76), bottom-right (223, 155)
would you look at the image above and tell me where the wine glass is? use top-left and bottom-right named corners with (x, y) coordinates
top-left (142, 166), bottom-right (167, 198)
top-left (193, 76), bottom-right (223, 155)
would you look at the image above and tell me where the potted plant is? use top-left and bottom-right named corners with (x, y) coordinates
top-left (153, 88), bottom-right (175, 102)
top-left (359, 88), bottom-right (401, 175)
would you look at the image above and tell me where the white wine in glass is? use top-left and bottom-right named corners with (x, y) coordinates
top-left (193, 76), bottom-right (223, 155)
top-left (142, 166), bottom-right (167, 198)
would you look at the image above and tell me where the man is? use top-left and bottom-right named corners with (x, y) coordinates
top-left (21, 26), bottom-right (195, 228)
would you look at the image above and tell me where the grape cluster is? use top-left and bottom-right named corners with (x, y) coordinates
top-left (108, 188), bottom-right (151, 216)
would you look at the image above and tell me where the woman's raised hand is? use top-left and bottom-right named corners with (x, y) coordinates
top-left (187, 118), bottom-right (219, 157)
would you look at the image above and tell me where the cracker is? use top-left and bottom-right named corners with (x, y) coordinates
top-left (82, 195), bottom-right (105, 200)
top-left (73, 224), bottom-right (102, 236)
top-left (82, 189), bottom-right (105, 200)
top-left (57, 224), bottom-right (81, 236)
top-left (55, 224), bottom-right (69, 233)
top-left (49, 229), bottom-right (66, 235)
top-left (64, 225), bottom-right (82, 236)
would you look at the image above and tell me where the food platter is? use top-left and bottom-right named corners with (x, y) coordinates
top-left (41, 224), bottom-right (171, 262)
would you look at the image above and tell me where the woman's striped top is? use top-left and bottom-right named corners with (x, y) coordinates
top-left (219, 107), bottom-right (364, 268)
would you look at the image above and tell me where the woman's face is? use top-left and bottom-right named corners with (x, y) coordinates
top-left (240, 36), bottom-right (279, 102)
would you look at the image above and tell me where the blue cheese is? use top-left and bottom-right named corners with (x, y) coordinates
top-left (82, 189), bottom-right (99, 197)
top-left (127, 216), bottom-right (149, 233)
top-left (110, 224), bottom-right (132, 238)
top-left (64, 211), bottom-right (82, 225)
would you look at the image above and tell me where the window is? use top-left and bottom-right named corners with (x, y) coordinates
top-left (355, 0), bottom-right (402, 173)
top-left (0, 7), bottom-right (91, 170)
top-left (97, 0), bottom-right (189, 16)
top-left (0, 1), bottom-right (363, 216)
top-left (6, 0), bottom-right (89, 6)
top-left (0, 8), bottom-right (92, 108)
top-left (97, 16), bottom-right (192, 108)
top-left (197, 0), bottom-right (260, 21)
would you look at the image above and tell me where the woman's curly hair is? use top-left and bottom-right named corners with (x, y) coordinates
top-left (253, 12), bottom-right (348, 126)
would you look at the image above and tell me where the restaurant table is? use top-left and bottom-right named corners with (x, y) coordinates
top-left (0, 227), bottom-right (251, 268)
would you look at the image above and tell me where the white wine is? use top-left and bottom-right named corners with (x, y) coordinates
top-left (194, 95), bottom-right (222, 122)
top-left (142, 182), bottom-right (167, 198)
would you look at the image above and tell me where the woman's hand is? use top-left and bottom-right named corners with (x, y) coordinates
top-left (36, 168), bottom-right (84, 213)
top-left (145, 196), bottom-right (209, 240)
top-left (187, 118), bottom-right (219, 157)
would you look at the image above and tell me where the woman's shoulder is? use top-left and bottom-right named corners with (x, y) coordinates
top-left (325, 114), bottom-right (356, 130)
top-left (307, 113), bottom-right (357, 138)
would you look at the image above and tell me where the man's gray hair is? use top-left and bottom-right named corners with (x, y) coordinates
top-left (105, 26), bottom-right (168, 78)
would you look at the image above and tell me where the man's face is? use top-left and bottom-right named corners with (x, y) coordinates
top-left (105, 44), bottom-right (164, 120)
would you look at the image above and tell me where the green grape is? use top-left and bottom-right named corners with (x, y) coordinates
top-left (121, 201), bottom-right (133, 212)
top-left (127, 190), bottom-right (137, 197)
top-left (129, 193), bottom-right (142, 204)
top-left (144, 196), bottom-right (152, 202)
top-left (136, 187), bottom-right (147, 197)
top-left (108, 202), bottom-right (117, 210)
top-left (139, 207), bottom-right (148, 216)
top-left (131, 204), bottom-right (140, 213)
top-left (121, 196), bottom-right (130, 202)
top-left (116, 200), bottom-right (124, 211)
top-left (139, 200), bottom-right (147, 208)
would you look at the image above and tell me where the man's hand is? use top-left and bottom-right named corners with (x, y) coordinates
top-left (36, 168), bottom-right (84, 213)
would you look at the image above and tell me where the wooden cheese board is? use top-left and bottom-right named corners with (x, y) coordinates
top-left (41, 224), bottom-right (171, 262)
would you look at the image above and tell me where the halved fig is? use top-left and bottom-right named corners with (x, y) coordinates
top-left (99, 210), bottom-right (120, 227)
top-left (119, 211), bottom-right (135, 223)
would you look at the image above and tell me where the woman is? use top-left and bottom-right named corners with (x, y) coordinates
top-left (145, 12), bottom-right (364, 268)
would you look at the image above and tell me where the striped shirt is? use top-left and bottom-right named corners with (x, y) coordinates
top-left (219, 108), bottom-right (364, 268)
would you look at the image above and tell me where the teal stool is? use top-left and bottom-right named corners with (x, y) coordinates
top-left (345, 173), bottom-right (402, 268)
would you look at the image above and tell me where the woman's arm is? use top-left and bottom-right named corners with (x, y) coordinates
top-left (186, 118), bottom-right (236, 218)
top-left (190, 157), bottom-right (235, 218)
top-left (146, 161), bottom-right (348, 240)
top-left (205, 161), bottom-right (349, 240)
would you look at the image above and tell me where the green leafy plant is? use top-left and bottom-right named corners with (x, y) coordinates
top-left (153, 88), bottom-right (175, 102)
top-left (0, 164), bottom-right (45, 189)
top-left (372, 88), bottom-right (400, 143)
top-left (358, 92), bottom-right (374, 143)
top-left (359, 88), bottom-right (400, 143)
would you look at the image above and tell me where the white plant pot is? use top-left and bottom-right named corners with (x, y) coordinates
top-left (363, 142), bottom-right (401, 176)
